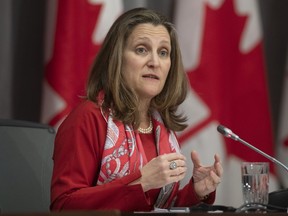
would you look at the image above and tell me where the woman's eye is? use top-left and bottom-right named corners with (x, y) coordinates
top-left (159, 50), bottom-right (169, 57)
top-left (136, 47), bottom-right (147, 54)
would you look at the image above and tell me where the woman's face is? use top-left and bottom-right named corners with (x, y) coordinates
top-left (122, 23), bottom-right (171, 101)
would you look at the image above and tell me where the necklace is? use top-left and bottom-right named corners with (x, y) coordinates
top-left (138, 119), bottom-right (153, 134)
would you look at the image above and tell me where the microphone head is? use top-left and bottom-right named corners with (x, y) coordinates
top-left (217, 125), bottom-right (226, 135)
top-left (217, 125), bottom-right (231, 136)
top-left (217, 124), bottom-right (239, 141)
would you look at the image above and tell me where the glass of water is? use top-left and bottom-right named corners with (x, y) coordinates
top-left (240, 162), bottom-right (269, 212)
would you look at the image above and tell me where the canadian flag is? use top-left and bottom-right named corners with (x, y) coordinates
top-left (277, 54), bottom-right (288, 188)
top-left (175, 0), bottom-right (279, 207)
top-left (42, 0), bottom-right (123, 128)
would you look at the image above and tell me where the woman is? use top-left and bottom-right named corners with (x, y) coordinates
top-left (50, 7), bottom-right (223, 211)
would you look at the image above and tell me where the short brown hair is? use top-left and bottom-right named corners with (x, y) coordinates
top-left (86, 7), bottom-right (188, 131)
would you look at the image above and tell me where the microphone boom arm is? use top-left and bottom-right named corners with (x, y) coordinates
top-left (238, 137), bottom-right (288, 172)
top-left (217, 125), bottom-right (288, 172)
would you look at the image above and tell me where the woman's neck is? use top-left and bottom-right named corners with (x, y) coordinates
top-left (138, 100), bottom-right (152, 133)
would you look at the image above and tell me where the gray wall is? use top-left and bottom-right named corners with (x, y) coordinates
top-left (259, 0), bottom-right (288, 134)
top-left (0, 0), bottom-right (13, 118)
top-left (0, 0), bottom-right (45, 121)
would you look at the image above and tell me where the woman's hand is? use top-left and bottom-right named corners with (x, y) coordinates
top-left (191, 150), bottom-right (223, 199)
top-left (139, 153), bottom-right (187, 192)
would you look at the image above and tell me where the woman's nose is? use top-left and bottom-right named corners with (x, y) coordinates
top-left (147, 51), bottom-right (160, 67)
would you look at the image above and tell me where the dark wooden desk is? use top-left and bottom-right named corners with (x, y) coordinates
top-left (1, 211), bottom-right (287, 216)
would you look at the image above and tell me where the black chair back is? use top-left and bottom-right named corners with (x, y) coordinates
top-left (0, 119), bottom-right (55, 213)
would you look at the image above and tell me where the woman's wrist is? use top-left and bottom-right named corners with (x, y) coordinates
top-left (191, 177), bottom-right (210, 201)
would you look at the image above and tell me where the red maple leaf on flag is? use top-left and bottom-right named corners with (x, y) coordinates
top-left (178, 1), bottom-right (274, 172)
top-left (45, 1), bottom-right (102, 126)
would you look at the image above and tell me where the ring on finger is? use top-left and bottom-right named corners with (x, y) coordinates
top-left (169, 161), bottom-right (177, 170)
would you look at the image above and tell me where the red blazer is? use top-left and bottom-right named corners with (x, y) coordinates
top-left (50, 100), bottom-right (215, 211)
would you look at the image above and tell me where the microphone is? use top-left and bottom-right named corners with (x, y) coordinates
top-left (217, 124), bottom-right (288, 172)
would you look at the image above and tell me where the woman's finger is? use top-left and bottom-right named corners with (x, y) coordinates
top-left (170, 166), bottom-right (187, 177)
top-left (190, 150), bottom-right (201, 168)
top-left (215, 161), bottom-right (224, 177)
top-left (210, 170), bottom-right (222, 185)
top-left (214, 154), bottom-right (221, 164)
top-left (164, 152), bottom-right (186, 162)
